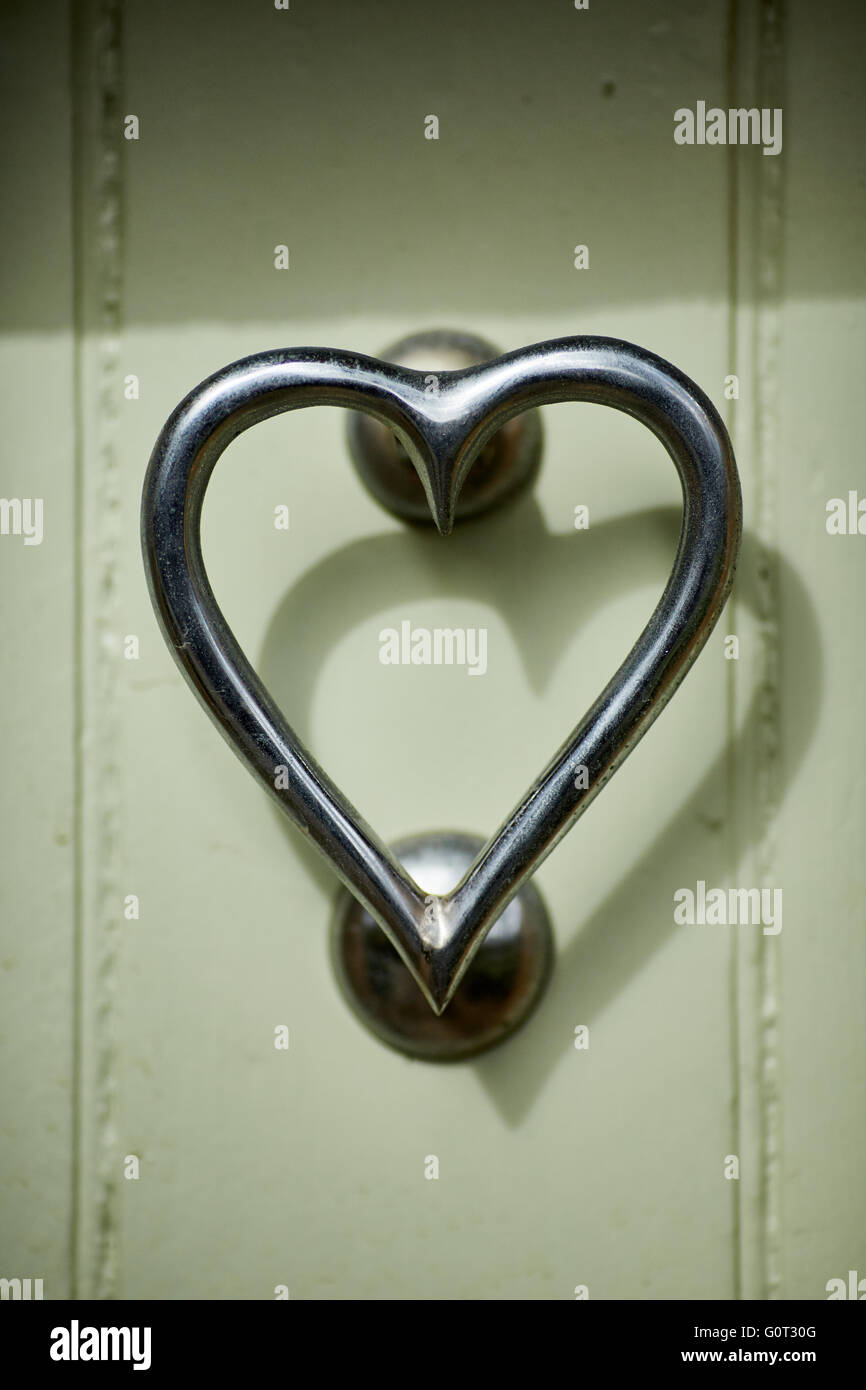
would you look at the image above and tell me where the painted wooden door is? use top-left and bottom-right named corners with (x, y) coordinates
top-left (2, 0), bottom-right (863, 1301)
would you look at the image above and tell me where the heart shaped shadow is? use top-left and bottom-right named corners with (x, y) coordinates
top-left (256, 504), bottom-right (819, 1123)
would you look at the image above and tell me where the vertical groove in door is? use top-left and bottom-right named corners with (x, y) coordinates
top-left (729, 0), bottom-right (788, 1302)
top-left (751, 0), bottom-right (787, 1303)
top-left (69, 0), bottom-right (126, 1301)
top-left (69, 0), bottom-right (85, 1303)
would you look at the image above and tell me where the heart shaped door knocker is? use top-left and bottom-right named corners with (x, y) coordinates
top-left (142, 333), bottom-right (741, 1061)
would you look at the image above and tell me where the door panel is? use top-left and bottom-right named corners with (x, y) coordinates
top-left (1, 0), bottom-right (863, 1301)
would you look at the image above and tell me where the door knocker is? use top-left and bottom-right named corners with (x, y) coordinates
top-left (142, 332), bottom-right (741, 1060)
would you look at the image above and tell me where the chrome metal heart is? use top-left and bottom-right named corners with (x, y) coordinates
top-left (141, 337), bottom-right (741, 1014)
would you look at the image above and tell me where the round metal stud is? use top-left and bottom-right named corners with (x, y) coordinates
top-left (330, 831), bottom-right (554, 1061)
top-left (346, 330), bottom-right (543, 525)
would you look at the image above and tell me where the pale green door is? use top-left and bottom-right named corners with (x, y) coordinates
top-left (1, 0), bottom-right (863, 1301)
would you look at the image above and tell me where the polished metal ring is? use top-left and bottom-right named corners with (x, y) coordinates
top-left (141, 336), bottom-right (741, 1055)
